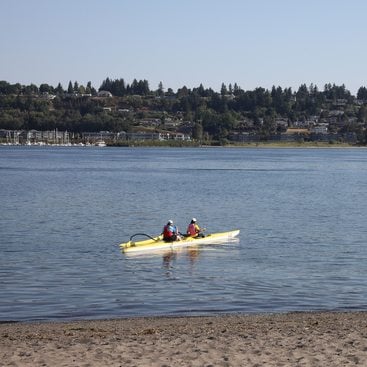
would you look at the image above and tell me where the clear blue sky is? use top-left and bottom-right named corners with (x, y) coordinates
top-left (1, 0), bottom-right (366, 95)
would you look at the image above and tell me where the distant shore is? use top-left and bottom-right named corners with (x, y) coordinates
top-left (1, 311), bottom-right (367, 366)
top-left (114, 141), bottom-right (365, 148)
top-left (212, 141), bottom-right (364, 149)
top-left (1, 141), bottom-right (365, 149)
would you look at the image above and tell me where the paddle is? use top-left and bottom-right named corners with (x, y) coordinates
top-left (129, 233), bottom-right (159, 242)
top-left (180, 227), bottom-right (207, 238)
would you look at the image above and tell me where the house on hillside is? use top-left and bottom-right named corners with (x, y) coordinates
top-left (97, 90), bottom-right (113, 98)
top-left (310, 124), bottom-right (328, 134)
top-left (126, 132), bottom-right (163, 141)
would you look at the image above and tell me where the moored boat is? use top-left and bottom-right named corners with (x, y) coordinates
top-left (119, 229), bottom-right (240, 253)
top-left (95, 140), bottom-right (106, 147)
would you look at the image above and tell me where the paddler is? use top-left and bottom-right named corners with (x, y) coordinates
top-left (186, 218), bottom-right (205, 237)
top-left (162, 220), bottom-right (181, 241)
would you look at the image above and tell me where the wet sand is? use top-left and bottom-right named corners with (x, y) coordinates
top-left (1, 311), bottom-right (367, 366)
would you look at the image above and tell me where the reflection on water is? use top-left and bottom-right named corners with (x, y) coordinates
top-left (162, 251), bottom-right (177, 275)
top-left (187, 247), bottom-right (200, 264)
top-left (162, 246), bottom-right (202, 277)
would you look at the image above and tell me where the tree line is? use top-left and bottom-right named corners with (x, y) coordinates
top-left (1, 78), bottom-right (367, 143)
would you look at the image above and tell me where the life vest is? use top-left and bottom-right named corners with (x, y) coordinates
top-left (163, 225), bottom-right (173, 239)
top-left (187, 223), bottom-right (198, 237)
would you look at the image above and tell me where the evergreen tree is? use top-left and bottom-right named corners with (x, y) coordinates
top-left (86, 81), bottom-right (92, 94)
top-left (67, 81), bottom-right (73, 94)
top-left (233, 83), bottom-right (242, 96)
top-left (158, 81), bottom-right (164, 97)
top-left (196, 84), bottom-right (205, 97)
top-left (114, 78), bottom-right (126, 96)
top-left (177, 86), bottom-right (189, 98)
top-left (357, 86), bottom-right (367, 100)
top-left (100, 77), bottom-right (112, 92)
top-left (55, 83), bottom-right (64, 95)
top-left (220, 83), bottom-right (228, 96)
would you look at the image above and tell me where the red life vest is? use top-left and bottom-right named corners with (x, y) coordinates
top-left (163, 225), bottom-right (173, 239)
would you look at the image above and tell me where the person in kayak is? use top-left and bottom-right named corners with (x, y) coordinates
top-left (186, 218), bottom-right (205, 237)
top-left (163, 220), bottom-right (181, 241)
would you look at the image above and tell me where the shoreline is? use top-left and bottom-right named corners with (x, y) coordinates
top-left (1, 311), bottom-right (367, 366)
top-left (1, 141), bottom-right (366, 149)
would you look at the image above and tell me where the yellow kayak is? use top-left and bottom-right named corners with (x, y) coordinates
top-left (119, 229), bottom-right (240, 253)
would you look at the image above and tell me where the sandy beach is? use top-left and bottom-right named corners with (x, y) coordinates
top-left (1, 311), bottom-right (367, 366)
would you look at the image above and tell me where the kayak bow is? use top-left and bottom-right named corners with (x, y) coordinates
top-left (119, 229), bottom-right (240, 253)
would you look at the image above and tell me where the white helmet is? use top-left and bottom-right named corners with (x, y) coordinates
top-left (192, 218), bottom-right (197, 222)
top-left (168, 219), bottom-right (173, 224)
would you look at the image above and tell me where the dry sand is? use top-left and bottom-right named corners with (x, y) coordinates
top-left (1, 311), bottom-right (367, 366)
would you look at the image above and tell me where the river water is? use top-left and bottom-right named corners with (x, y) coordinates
top-left (1, 146), bottom-right (366, 321)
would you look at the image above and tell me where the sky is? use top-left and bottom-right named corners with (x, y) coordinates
top-left (1, 0), bottom-right (367, 95)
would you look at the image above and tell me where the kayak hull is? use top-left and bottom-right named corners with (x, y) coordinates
top-left (120, 230), bottom-right (240, 253)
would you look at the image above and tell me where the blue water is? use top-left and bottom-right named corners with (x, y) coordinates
top-left (1, 146), bottom-right (367, 322)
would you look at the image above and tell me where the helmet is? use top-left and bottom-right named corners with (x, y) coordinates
top-left (192, 218), bottom-right (197, 222)
top-left (168, 220), bottom-right (173, 224)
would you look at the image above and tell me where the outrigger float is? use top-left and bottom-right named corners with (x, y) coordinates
top-left (119, 230), bottom-right (240, 253)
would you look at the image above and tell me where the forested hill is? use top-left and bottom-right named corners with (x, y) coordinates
top-left (1, 78), bottom-right (367, 144)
